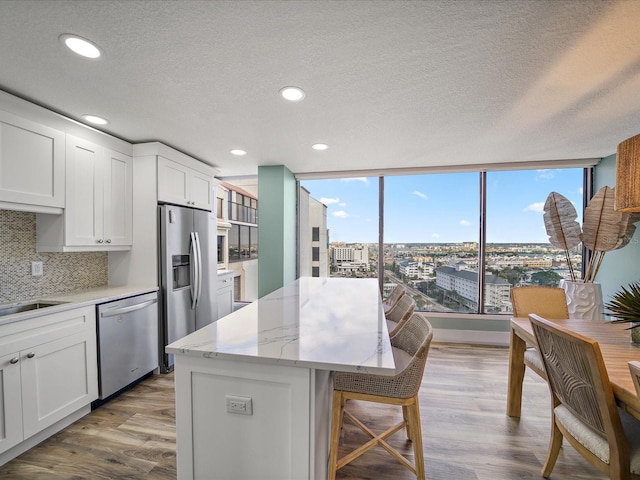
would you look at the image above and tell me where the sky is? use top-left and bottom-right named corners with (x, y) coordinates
top-left (301, 168), bottom-right (584, 244)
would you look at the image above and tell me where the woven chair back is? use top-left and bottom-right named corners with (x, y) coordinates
top-left (384, 284), bottom-right (405, 307)
top-left (512, 286), bottom-right (569, 319)
top-left (386, 295), bottom-right (415, 325)
top-left (388, 313), bottom-right (433, 398)
top-left (333, 313), bottom-right (433, 399)
top-left (630, 361), bottom-right (640, 397)
top-left (529, 314), bottom-right (622, 439)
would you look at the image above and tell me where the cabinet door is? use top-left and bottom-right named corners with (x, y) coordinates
top-left (21, 330), bottom-right (98, 439)
top-left (217, 286), bottom-right (234, 318)
top-left (103, 149), bottom-right (132, 246)
top-left (0, 352), bottom-right (23, 455)
top-left (190, 170), bottom-right (214, 211)
top-left (217, 273), bottom-right (234, 319)
top-left (65, 136), bottom-right (103, 246)
top-left (158, 156), bottom-right (190, 206)
top-left (0, 110), bottom-right (65, 209)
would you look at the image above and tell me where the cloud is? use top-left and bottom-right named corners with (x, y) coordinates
top-left (339, 202), bottom-right (346, 207)
top-left (460, 219), bottom-right (471, 226)
top-left (536, 169), bottom-right (555, 180)
top-left (411, 191), bottom-right (428, 200)
top-left (332, 210), bottom-right (349, 218)
top-left (431, 233), bottom-right (440, 238)
top-left (340, 177), bottom-right (369, 184)
top-left (319, 197), bottom-right (340, 205)
top-left (524, 202), bottom-right (545, 213)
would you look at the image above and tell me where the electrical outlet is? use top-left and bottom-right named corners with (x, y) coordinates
top-left (225, 395), bottom-right (253, 416)
top-left (31, 261), bottom-right (43, 276)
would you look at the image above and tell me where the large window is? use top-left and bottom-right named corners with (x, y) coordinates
top-left (300, 177), bottom-right (378, 280)
top-left (301, 167), bottom-right (587, 315)
top-left (229, 192), bottom-right (258, 224)
top-left (485, 169), bottom-right (583, 314)
top-left (228, 224), bottom-right (258, 262)
top-left (385, 173), bottom-right (479, 313)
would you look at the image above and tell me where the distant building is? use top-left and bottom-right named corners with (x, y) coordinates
top-left (436, 264), bottom-right (511, 312)
top-left (216, 181), bottom-right (259, 303)
top-left (331, 244), bottom-right (369, 274)
top-left (399, 260), bottom-right (434, 280)
top-left (299, 187), bottom-right (329, 278)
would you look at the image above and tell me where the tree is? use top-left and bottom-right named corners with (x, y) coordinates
top-left (530, 270), bottom-right (562, 286)
top-left (496, 267), bottom-right (527, 286)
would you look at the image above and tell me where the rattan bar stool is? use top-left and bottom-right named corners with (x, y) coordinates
top-left (383, 284), bottom-right (406, 314)
top-left (328, 313), bottom-right (433, 480)
top-left (385, 294), bottom-right (415, 337)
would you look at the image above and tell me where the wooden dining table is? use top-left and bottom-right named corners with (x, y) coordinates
top-left (507, 316), bottom-right (640, 420)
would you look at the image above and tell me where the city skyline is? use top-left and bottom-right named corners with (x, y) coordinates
top-left (301, 168), bottom-right (584, 244)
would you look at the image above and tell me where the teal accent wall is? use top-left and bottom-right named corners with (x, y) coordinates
top-left (257, 165), bottom-right (297, 297)
top-left (593, 154), bottom-right (640, 305)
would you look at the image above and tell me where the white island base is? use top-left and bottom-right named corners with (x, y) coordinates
top-left (168, 278), bottom-right (395, 480)
top-left (174, 355), bottom-right (331, 480)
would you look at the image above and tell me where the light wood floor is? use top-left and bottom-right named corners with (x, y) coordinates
top-left (0, 344), bottom-right (609, 480)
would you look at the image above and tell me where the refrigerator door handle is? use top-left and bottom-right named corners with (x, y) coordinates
top-left (189, 232), bottom-right (198, 310)
top-left (194, 232), bottom-right (203, 307)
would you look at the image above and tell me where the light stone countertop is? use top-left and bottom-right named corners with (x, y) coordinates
top-left (166, 277), bottom-right (395, 374)
top-left (0, 285), bottom-right (158, 326)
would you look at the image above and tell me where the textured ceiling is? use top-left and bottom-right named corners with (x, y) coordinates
top-left (1, 0), bottom-right (640, 178)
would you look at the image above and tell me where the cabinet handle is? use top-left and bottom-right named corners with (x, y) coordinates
top-left (97, 239), bottom-right (104, 244)
top-left (26, 352), bottom-right (35, 359)
top-left (9, 357), bottom-right (19, 364)
top-left (105, 239), bottom-right (112, 244)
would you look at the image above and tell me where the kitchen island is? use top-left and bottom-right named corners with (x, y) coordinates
top-left (167, 277), bottom-right (395, 480)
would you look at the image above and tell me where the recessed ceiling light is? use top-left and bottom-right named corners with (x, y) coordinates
top-left (60, 34), bottom-right (102, 59)
top-left (230, 149), bottom-right (247, 156)
top-left (312, 143), bottom-right (329, 151)
top-left (279, 86), bottom-right (305, 102)
top-left (82, 114), bottom-right (109, 125)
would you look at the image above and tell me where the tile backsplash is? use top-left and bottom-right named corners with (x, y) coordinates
top-left (0, 210), bottom-right (108, 304)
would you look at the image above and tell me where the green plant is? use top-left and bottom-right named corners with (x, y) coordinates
top-left (605, 282), bottom-right (640, 329)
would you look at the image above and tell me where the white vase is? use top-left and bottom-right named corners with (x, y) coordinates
top-left (560, 280), bottom-right (604, 321)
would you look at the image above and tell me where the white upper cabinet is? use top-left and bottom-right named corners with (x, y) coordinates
top-left (37, 136), bottom-right (133, 252)
top-left (0, 110), bottom-right (65, 213)
top-left (158, 156), bottom-right (213, 211)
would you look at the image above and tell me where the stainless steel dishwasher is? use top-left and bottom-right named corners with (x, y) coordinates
top-left (96, 292), bottom-right (158, 400)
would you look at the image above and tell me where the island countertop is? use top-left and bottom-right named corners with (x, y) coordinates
top-left (166, 277), bottom-right (395, 374)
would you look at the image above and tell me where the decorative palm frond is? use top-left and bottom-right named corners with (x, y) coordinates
top-left (583, 187), bottom-right (640, 281)
top-left (543, 192), bottom-right (582, 281)
top-left (543, 187), bottom-right (640, 283)
top-left (606, 282), bottom-right (640, 329)
top-left (582, 187), bottom-right (625, 252)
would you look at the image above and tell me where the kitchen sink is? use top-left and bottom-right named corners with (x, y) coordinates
top-left (0, 301), bottom-right (68, 317)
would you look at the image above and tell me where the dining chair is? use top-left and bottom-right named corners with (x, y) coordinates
top-left (328, 313), bottom-right (433, 480)
top-left (630, 361), bottom-right (640, 397)
top-left (385, 294), bottom-right (415, 337)
top-left (511, 286), bottom-right (569, 380)
top-left (383, 284), bottom-right (405, 314)
top-left (530, 314), bottom-right (640, 479)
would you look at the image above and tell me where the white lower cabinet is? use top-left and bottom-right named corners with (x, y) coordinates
top-left (0, 351), bottom-right (23, 453)
top-left (0, 306), bottom-right (98, 459)
top-left (217, 270), bottom-right (234, 318)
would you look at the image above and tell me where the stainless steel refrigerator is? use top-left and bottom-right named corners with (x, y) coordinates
top-left (158, 203), bottom-right (218, 373)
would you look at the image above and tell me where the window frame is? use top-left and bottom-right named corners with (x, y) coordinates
top-left (299, 165), bottom-right (593, 315)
